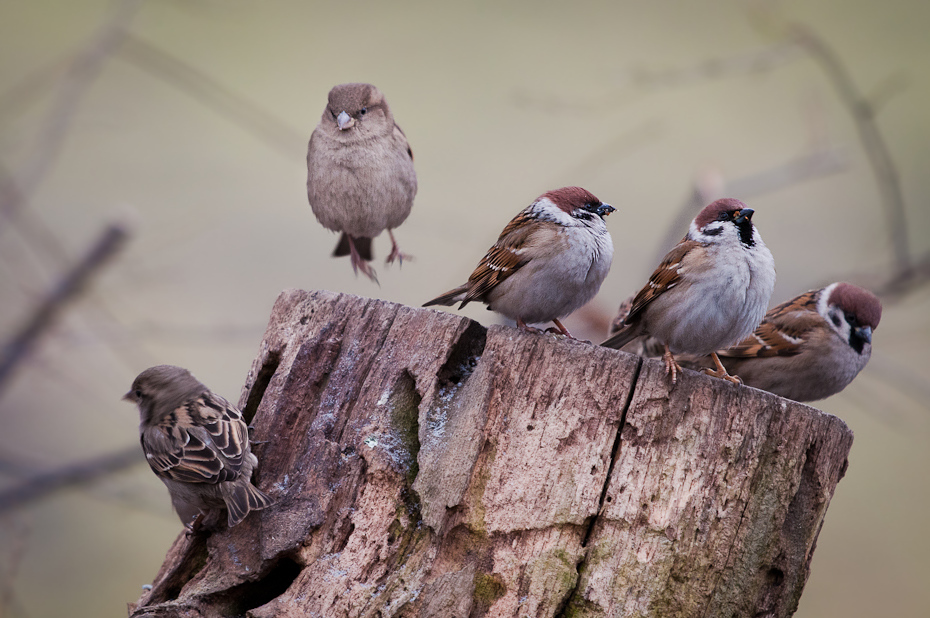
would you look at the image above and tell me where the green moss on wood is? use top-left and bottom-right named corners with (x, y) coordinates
top-left (473, 571), bottom-right (506, 606)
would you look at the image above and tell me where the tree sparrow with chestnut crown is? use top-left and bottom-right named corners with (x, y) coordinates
top-left (601, 198), bottom-right (776, 384)
top-left (687, 282), bottom-right (881, 401)
top-left (424, 186), bottom-right (615, 339)
top-left (307, 82), bottom-right (417, 283)
top-left (124, 365), bottom-right (273, 529)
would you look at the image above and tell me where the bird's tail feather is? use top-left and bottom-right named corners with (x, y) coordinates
top-left (224, 482), bottom-right (275, 527)
top-left (600, 326), bottom-right (639, 350)
top-left (423, 284), bottom-right (470, 308)
top-left (333, 233), bottom-right (373, 261)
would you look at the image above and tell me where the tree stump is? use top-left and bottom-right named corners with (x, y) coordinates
top-left (129, 289), bottom-right (853, 618)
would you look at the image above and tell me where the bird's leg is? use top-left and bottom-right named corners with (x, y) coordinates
top-left (516, 318), bottom-right (544, 334)
top-left (545, 318), bottom-right (577, 339)
top-left (184, 513), bottom-right (206, 536)
top-left (662, 344), bottom-right (682, 385)
top-left (703, 352), bottom-right (742, 385)
top-left (348, 236), bottom-right (379, 284)
top-left (385, 229), bottom-right (413, 266)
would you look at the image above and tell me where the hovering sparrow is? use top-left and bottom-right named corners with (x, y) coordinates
top-left (423, 186), bottom-right (615, 338)
top-left (601, 198), bottom-right (776, 384)
top-left (124, 365), bottom-right (273, 529)
top-left (307, 82), bottom-right (417, 282)
top-left (684, 282), bottom-right (881, 401)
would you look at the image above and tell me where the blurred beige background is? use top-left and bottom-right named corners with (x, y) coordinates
top-left (1, 0), bottom-right (928, 616)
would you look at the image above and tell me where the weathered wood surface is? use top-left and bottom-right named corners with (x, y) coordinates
top-left (130, 289), bottom-right (854, 618)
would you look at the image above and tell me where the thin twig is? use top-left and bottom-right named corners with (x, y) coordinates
top-left (624, 41), bottom-right (801, 89)
top-left (0, 516), bottom-right (30, 617)
top-left (0, 0), bottom-right (143, 226)
top-left (0, 223), bottom-right (130, 395)
top-left (0, 446), bottom-right (143, 513)
top-left (513, 41), bottom-right (801, 113)
top-left (117, 33), bottom-right (305, 158)
top-left (652, 148), bottom-right (847, 266)
top-left (789, 22), bottom-right (913, 280)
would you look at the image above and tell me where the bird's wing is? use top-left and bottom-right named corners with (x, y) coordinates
top-left (719, 290), bottom-right (821, 358)
top-left (624, 238), bottom-right (702, 324)
top-left (394, 123), bottom-right (413, 160)
top-left (459, 211), bottom-right (554, 306)
top-left (142, 391), bottom-right (249, 485)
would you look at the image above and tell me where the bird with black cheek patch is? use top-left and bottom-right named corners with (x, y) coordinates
top-left (424, 186), bottom-right (615, 339)
top-left (681, 282), bottom-right (881, 401)
top-left (307, 82), bottom-right (417, 283)
top-left (601, 198), bottom-right (776, 384)
top-left (124, 365), bottom-right (273, 530)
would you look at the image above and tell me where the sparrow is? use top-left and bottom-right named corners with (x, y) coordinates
top-left (123, 365), bottom-right (273, 529)
top-left (683, 282), bottom-right (881, 402)
top-left (307, 82), bottom-right (418, 282)
top-left (606, 292), bottom-right (667, 358)
top-left (601, 198), bottom-right (776, 384)
top-left (423, 186), bottom-right (615, 338)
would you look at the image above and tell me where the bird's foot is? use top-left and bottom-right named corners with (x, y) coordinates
top-left (517, 319), bottom-right (544, 334)
top-left (703, 352), bottom-right (742, 384)
top-left (662, 346), bottom-right (681, 385)
top-left (385, 230), bottom-right (413, 266)
top-left (703, 367), bottom-right (743, 384)
top-left (346, 236), bottom-right (379, 283)
top-left (350, 253), bottom-right (379, 284)
top-left (184, 513), bottom-right (206, 536)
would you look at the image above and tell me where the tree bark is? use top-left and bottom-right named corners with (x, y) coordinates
top-left (129, 289), bottom-right (853, 618)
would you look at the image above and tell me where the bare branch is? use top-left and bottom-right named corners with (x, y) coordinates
top-left (652, 148), bottom-right (847, 267)
top-left (0, 223), bottom-right (129, 395)
top-left (0, 0), bottom-right (143, 227)
top-left (788, 23), bottom-right (913, 280)
top-left (0, 516), bottom-right (30, 617)
top-left (623, 40), bottom-right (801, 89)
top-left (0, 446), bottom-right (143, 513)
top-left (116, 33), bottom-right (305, 158)
top-left (513, 41), bottom-right (802, 113)
top-left (830, 250), bottom-right (930, 302)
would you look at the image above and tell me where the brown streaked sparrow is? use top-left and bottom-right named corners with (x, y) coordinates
top-left (601, 198), bottom-right (776, 383)
top-left (423, 186), bottom-right (615, 338)
top-left (307, 82), bottom-right (417, 283)
top-left (685, 282), bottom-right (881, 401)
top-left (124, 365), bottom-right (273, 529)
top-left (607, 292), bottom-right (667, 358)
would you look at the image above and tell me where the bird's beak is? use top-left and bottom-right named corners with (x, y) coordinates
top-left (734, 208), bottom-right (754, 224)
top-left (336, 111), bottom-right (354, 130)
top-left (854, 325), bottom-right (872, 344)
top-left (122, 390), bottom-right (136, 402)
top-left (598, 204), bottom-right (616, 217)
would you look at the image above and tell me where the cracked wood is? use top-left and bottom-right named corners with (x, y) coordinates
top-left (130, 289), bottom-right (853, 618)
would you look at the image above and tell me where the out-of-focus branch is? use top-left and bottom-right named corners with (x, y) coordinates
top-left (0, 0), bottom-right (143, 227)
top-left (833, 250), bottom-right (930, 302)
top-left (624, 40), bottom-right (801, 89)
top-left (0, 223), bottom-right (129, 395)
top-left (0, 446), bottom-right (143, 513)
top-left (116, 33), bottom-right (305, 158)
top-left (788, 22), bottom-right (913, 282)
top-left (0, 516), bottom-right (30, 617)
top-left (513, 41), bottom-right (802, 113)
top-left (652, 147), bottom-right (847, 266)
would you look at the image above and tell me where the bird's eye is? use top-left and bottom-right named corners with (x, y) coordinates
top-left (718, 211), bottom-right (730, 221)
top-left (330, 109), bottom-right (336, 118)
top-left (845, 312), bottom-right (856, 324)
top-left (359, 107), bottom-right (367, 115)
top-left (134, 389), bottom-right (143, 398)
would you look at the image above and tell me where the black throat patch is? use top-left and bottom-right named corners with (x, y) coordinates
top-left (737, 220), bottom-right (755, 247)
